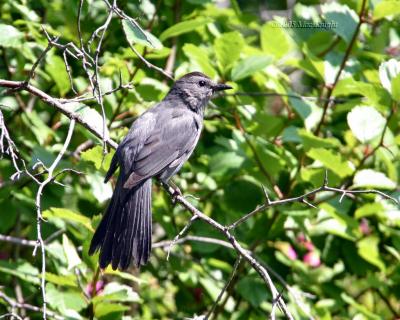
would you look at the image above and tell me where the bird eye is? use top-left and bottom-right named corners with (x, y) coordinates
top-left (199, 80), bottom-right (206, 87)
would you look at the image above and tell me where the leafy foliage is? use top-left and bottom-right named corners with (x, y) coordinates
top-left (0, 0), bottom-right (399, 319)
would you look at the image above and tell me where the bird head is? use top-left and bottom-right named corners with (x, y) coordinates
top-left (168, 72), bottom-right (232, 112)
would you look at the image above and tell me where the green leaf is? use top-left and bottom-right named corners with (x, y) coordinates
top-left (81, 146), bottom-right (103, 169)
top-left (373, 0), bottom-right (400, 20)
top-left (64, 102), bottom-right (109, 140)
top-left (391, 73), bottom-right (400, 102)
top-left (94, 303), bottom-right (129, 318)
top-left (209, 151), bottom-right (245, 177)
top-left (45, 272), bottom-right (77, 287)
top-left (237, 276), bottom-right (268, 307)
top-left (341, 293), bottom-right (381, 320)
top-left (355, 203), bottom-right (385, 219)
top-left (45, 54), bottom-right (71, 96)
top-left (46, 283), bottom-right (86, 316)
top-left (307, 148), bottom-right (353, 178)
top-left (159, 17), bottom-right (211, 41)
top-left (182, 44), bottom-right (217, 78)
top-left (357, 236), bottom-right (386, 272)
top-left (289, 96), bottom-right (322, 131)
top-left (231, 55), bottom-right (271, 81)
top-left (62, 234), bottom-right (82, 270)
top-left (0, 260), bottom-right (39, 285)
top-left (353, 169), bottom-right (397, 190)
top-left (260, 22), bottom-right (291, 59)
top-left (122, 19), bottom-right (162, 50)
top-left (312, 203), bottom-right (358, 240)
top-left (347, 106), bottom-right (386, 143)
top-left (379, 59), bottom-right (400, 94)
top-left (214, 31), bottom-right (245, 72)
top-left (93, 282), bottom-right (140, 304)
top-left (321, 3), bottom-right (358, 44)
top-left (43, 207), bottom-right (93, 231)
top-left (298, 129), bottom-right (341, 150)
top-left (0, 24), bottom-right (23, 48)
top-left (86, 172), bottom-right (113, 203)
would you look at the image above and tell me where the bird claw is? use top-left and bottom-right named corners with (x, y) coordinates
top-left (171, 187), bottom-right (183, 205)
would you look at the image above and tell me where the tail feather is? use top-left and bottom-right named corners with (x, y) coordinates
top-left (89, 178), bottom-right (152, 270)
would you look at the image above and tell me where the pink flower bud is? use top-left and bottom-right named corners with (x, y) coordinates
top-left (303, 251), bottom-right (321, 267)
top-left (359, 218), bottom-right (371, 235)
top-left (286, 245), bottom-right (298, 260)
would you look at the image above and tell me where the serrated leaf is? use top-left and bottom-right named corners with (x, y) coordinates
top-left (159, 17), bottom-right (211, 41)
top-left (353, 169), bottom-right (396, 190)
top-left (214, 32), bottom-right (245, 72)
top-left (321, 3), bottom-right (358, 44)
top-left (43, 207), bottom-right (93, 231)
top-left (357, 236), bottom-right (386, 272)
top-left (261, 22), bottom-right (291, 59)
top-left (307, 148), bottom-right (353, 178)
top-left (62, 234), bottom-right (82, 270)
top-left (347, 106), bottom-right (386, 143)
top-left (231, 55), bottom-right (271, 81)
top-left (0, 24), bottom-right (23, 48)
top-left (122, 19), bottom-right (162, 50)
top-left (373, 0), bottom-right (400, 20)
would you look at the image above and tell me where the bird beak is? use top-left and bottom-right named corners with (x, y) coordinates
top-left (212, 83), bottom-right (232, 91)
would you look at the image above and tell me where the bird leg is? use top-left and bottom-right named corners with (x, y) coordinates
top-left (159, 179), bottom-right (182, 204)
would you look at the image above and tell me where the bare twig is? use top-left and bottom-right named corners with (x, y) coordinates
top-left (0, 110), bottom-right (22, 180)
top-left (0, 291), bottom-right (64, 320)
top-left (166, 215), bottom-right (198, 260)
top-left (31, 119), bottom-right (76, 320)
top-left (0, 80), bottom-right (117, 149)
top-left (126, 43), bottom-right (174, 80)
top-left (206, 256), bottom-right (242, 320)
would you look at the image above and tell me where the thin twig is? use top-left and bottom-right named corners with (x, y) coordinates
top-left (206, 256), bottom-right (242, 320)
top-left (314, 0), bottom-right (367, 135)
top-left (31, 119), bottom-right (76, 320)
top-left (0, 291), bottom-right (64, 320)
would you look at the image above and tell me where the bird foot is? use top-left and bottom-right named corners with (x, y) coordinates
top-left (171, 187), bottom-right (183, 205)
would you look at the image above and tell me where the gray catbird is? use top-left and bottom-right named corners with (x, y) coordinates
top-left (89, 72), bottom-right (232, 270)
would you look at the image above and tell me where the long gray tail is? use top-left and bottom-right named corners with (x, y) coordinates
top-left (89, 178), bottom-right (152, 270)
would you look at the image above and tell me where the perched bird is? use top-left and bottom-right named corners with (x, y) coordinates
top-left (89, 72), bottom-right (232, 270)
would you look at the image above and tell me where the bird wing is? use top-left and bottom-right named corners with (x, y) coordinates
top-left (118, 108), bottom-right (200, 189)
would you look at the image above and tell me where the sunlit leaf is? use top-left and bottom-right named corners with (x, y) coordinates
top-left (347, 106), bottom-right (386, 143)
top-left (0, 24), bottom-right (23, 47)
top-left (231, 55), bottom-right (271, 81)
top-left (159, 17), bottom-right (212, 41)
